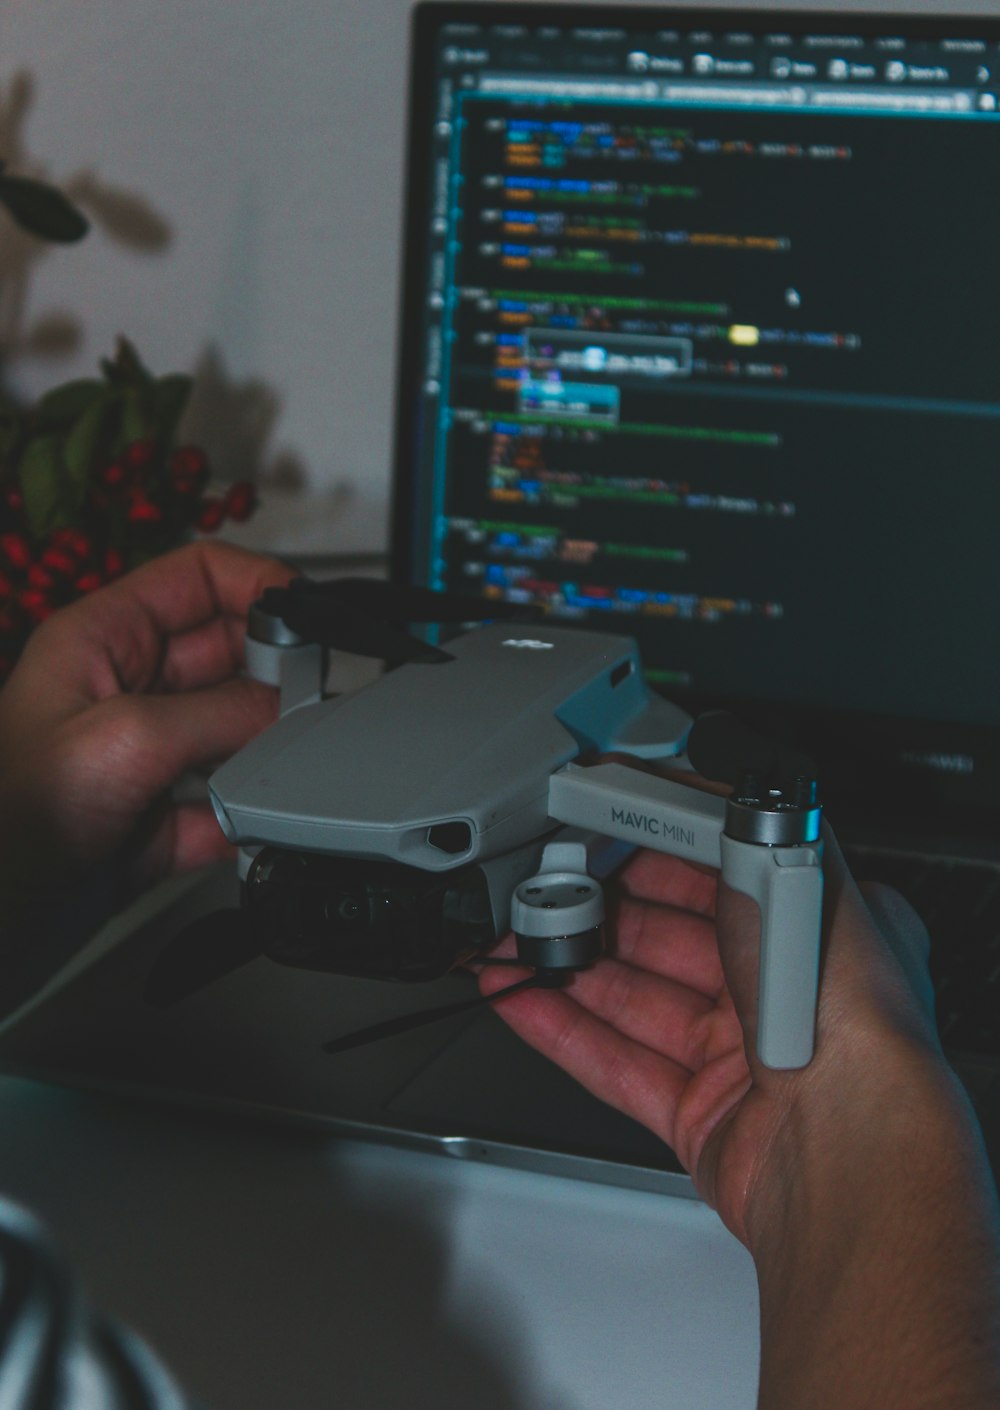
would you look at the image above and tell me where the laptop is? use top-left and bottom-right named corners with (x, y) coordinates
top-left (2, 4), bottom-right (1000, 1192)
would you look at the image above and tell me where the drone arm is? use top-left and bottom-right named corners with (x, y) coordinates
top-left (547, 761), bottom-right (822, 1069)
top-left (548, 761), bottom-right (726, 867)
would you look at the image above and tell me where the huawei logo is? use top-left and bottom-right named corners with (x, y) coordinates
top-left (899, 750), bottom-right (975, 776)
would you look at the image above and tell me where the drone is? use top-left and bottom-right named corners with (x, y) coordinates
top-left (146, 577), bottom-right (824, 1070)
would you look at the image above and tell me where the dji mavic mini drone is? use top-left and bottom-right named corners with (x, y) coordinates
top-left (147, 579), bottom-right (824, 1070)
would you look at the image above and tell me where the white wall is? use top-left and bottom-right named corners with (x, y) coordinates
top-left (1, 0), bottom-right (993, 556)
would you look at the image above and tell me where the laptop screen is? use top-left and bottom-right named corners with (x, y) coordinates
top-left (392, 5), bottom-right (1000, 821)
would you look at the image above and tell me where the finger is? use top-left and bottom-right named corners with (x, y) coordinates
top-left (609, 894), bottom-right (725, 997)
top-left (108, 540), bottom-right (294, 642)
top-left (482, 943), bottom-right (728, 1071)
top-left (78, 676), bottom-right (280, 808)
top-left (479, 978), bottom-right (691, 1145)
top-left (557, 956), bottom-right (723, 1069)
top-left (483, 869), bottom-right (723, 993)
top-left (860, 880), bottom-right (936, 1023)
top-left (129, 800), bottom-right (238, 887)
top-left (616, 848), bottom-right (719, 916)
top-left (157, 614), bottom-right (250, 693)
top-left (482, 895), bottom-right (722, 996)
top-left (26, 542), bottom-right (295, 703)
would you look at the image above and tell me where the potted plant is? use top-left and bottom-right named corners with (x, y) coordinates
top-left (0, 163), bottom-right (256, 681)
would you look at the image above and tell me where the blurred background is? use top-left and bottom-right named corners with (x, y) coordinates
top-left (1, 0), bottom-right (991, 561)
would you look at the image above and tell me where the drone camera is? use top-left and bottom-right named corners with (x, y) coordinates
top-left (244, 848), bottom-right (498, 982)
top-left (181, 588), bottom-right (828, 1067)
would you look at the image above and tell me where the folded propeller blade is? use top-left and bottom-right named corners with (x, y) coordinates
top-left (322, 970), bottom-right (564, 1056)
top-left (687, 710), bottom-right (818, 790)
top-left (269, 593), bottom-right (452, 664)
top-left (301, 578), bottom-right (535, 624)
top-left (256, 579), bottom-right (534, 664)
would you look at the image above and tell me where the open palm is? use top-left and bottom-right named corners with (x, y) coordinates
top-left (479, 836), bottom-right (936, 1248)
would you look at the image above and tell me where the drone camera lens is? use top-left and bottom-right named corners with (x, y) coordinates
top-left (336, 895), bottom-right (363, 923)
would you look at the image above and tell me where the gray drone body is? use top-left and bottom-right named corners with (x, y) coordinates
top-left (209, 624), bottom-right (692, 869)
top-left (207, 608), bottom-right (824, 1070)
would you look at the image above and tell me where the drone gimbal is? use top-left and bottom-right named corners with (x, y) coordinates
top-left (148, 579), bottom-right (823, 1070)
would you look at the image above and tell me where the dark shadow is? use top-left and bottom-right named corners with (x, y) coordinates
top-left (67, 171), bottom-right (172, 251)
top-left (16, 310), bottom-right (79, 358)
top-left (179, 342), bottom-right (308, 491)
top-left (0, 69), bottom-right (173, 380)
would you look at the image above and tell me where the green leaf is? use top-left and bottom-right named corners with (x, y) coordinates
top-left (151, 374), bottom-right (193, 443)
top-left (36, 379), bottom-right (105, 428)
top-left (101, 335), bottom-right (151, 387)
top-left (0, 421), bottom-right (19, 478)
top-left (0, 173), bottom-right (89, 243)
top-left (118, 388), bottom-right (149, 450)
top-left (16, 435), bottom-right (71, 537)
top-left (63, 392), bottom-right (113, 494)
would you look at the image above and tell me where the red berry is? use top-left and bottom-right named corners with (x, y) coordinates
top-left (52, 527), bottom-right (93, 561)
top-left (4, 486), bottom-right (23, 513)
top-left (170, 445), bottom-right (209, 483)
top-left (125, 438), bottom-right (156, 469)
top-left (1, 533), bottom-right (31, 571)
top-left (18, 588), bottom-right (53, 622)
top-left (224, 481), bottom-right (256, 523)
top-left (40, 547), bottom-right (77, 577)
top-left (27, 563), bottom-right (55, 591)
top-left (103, 548), bottom-right (125, 578)
top-left (74, 572), bottom-right (104, 594)
top-left (101, 461), bottom-right (128, 489)
top-left (126, 494), bottom-right (163, 524)
top-left (197, 498), bottom-right (225, 532)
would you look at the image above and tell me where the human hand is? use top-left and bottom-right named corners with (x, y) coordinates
top-left (479, 772), bottom-right (964, 1251)
top-left (0, 540), bottom-right (294, 906)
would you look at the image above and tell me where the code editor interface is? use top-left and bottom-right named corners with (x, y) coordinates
top-left (404, 16), bottom-right (1000, 724)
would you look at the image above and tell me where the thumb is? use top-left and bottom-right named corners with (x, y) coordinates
top-left (714, 882), bottom-right (766, 1067)
top-left (92, 675), bottom-right (281, 799)
top-left (861, 881), bottom-right (936, 1024)
top-left (39, 675), bottom-right (280, 871)
top-left (103, 677), bottom-right (281, 892)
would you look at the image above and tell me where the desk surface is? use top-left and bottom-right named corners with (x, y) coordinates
top-left (0, 1074), bottom-right (759, 1410)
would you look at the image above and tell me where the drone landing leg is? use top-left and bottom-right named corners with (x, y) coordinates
top-left (720, 835), bottom-right (822, 1069)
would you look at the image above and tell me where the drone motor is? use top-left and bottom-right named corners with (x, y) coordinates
top-left (510, 841), bottom-right (605, 971)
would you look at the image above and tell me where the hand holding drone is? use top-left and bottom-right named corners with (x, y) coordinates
top-left (147, 579), bottom-right (823, 1070)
